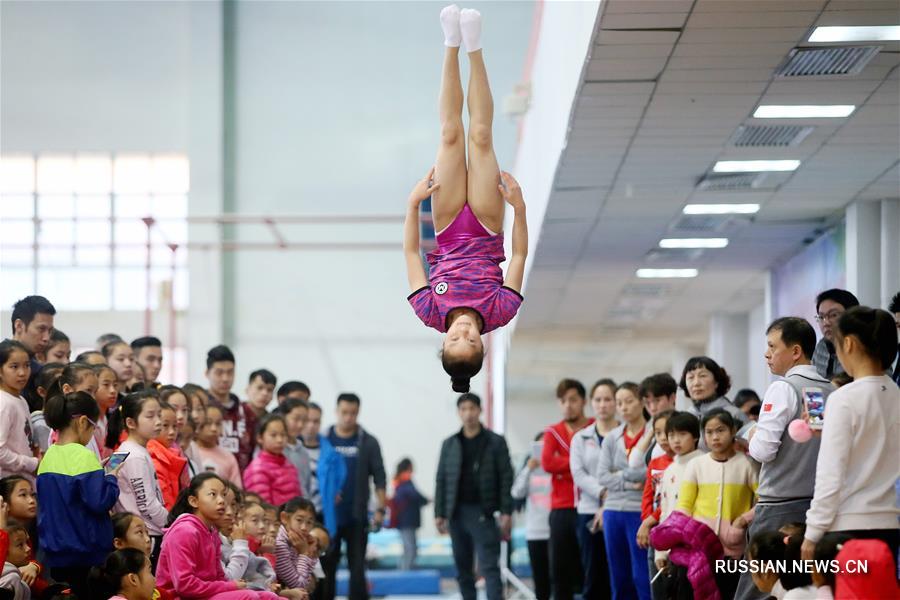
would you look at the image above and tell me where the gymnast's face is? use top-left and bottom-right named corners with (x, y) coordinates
top-left (444, 313), bottom-right (483, 357)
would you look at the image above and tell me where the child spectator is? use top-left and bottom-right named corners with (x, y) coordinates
top-left (219, 483), bottom-right (251, 583)
top-left (802, 307), bottom-right (899, 565)
top-left (244, 370), bottom-right (276, 420)
top-left (275, 398), bottom-right (314, 510)
top-left (388, 458), bottom-right (429, 571)
top-left (183, 384), bottom-right (209, 434)
top-left (275, 497), bottom-right (318, 590)
top-left (0, 341), bottom-right (38, 481)
top-left (0, 476), bottom-right (42, 592)
top-left (112, 512), bottom-right (152, 556)
top-left (243, 415), bottom-right (301, 505)
top-left (194, 406), bottom-right (242, 488)
top-left (37, 391), bottom-right (120, 597)
top-left (511, 433), bottom-right (552, 600)
top-left (110, 391), bottom-right (168, 567)
top-left (101, 341), bottom-right (135, 396)
top-left (147, 401), bottom-right (188, 510)
top-left (87, 548), bottom-right (156, 600)
top-left (309, 524), bottom-right (329, 584)
top-left (677, 409), bottom-right (756, 598)
top-left (745, 530), bottom-right (786, 598)
top-left (636, 409), bottom-right (675, 599)
top-left (93, 364), bottom-right (120, 458)
top-left (0, 519), bottom-right (31, 600)
top-left (156, 473), bottom-right (279, 600)
top-left (29, 363), bottom-right (63, 452)
top-left (239, 502), bottom-right (278, 591)
top-left (159, 386), bottom-right (189, 443)
top-left (42, 329), bottom-right (71, 366)
top-left (596, 382), bottom-right (650, 600)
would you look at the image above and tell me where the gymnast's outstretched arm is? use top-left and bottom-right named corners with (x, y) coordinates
top-left (499, 171), bottom-right (527, 294)
top-left (404, 166), bottom-right (440, 293)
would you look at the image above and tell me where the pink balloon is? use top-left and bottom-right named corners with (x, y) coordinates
top-left (788, 419), bottom-right (813, 443)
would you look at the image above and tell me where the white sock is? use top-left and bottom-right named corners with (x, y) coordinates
top-left (460, 8), bottom-right (482, 53)
top-left (440, 4), bottom-right (461, 48)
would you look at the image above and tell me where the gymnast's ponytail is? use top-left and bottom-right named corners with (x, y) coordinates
top-left (441, 349), bottom-right (483, 394)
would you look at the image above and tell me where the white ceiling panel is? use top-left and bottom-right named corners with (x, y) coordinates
top-left (600, 12), bottom-right (689, 30)
top-left (604, 0), bottom-right (695, 14)
top-left (686, 11), bottom-right (820, 29)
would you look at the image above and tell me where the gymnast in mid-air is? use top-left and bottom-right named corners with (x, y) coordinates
top-left (404, 5), bottom-right (528, 393)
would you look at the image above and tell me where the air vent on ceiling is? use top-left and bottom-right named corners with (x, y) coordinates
top-left (696, 172), bottom-right (767, 191)
top-left (620, 283), bottom-right (670, 298)
top-left (671, 214), bottom-right (733, 233)
top-left (776, 46), bottom-right (880, 77)
top-left (645, 248), bottom-right (705, 263)
top-left (731, 125), bottom-right (815, 147)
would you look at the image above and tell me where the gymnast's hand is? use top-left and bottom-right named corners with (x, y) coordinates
top-left (498, 171), bottom-right (525, 210)
top-left (409, 166), bottom-right (441, 205)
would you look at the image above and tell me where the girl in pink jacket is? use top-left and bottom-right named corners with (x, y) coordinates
top-left (243, 415), bottom-right (301, 506)
top-left (157, 473), bottom-right (279, 600)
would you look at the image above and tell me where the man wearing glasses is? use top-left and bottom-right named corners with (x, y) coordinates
top-left (811, 288), bottom-right (859, 379)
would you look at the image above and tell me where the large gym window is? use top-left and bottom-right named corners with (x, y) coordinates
top-left (0, 153), bottom-right (190, 311)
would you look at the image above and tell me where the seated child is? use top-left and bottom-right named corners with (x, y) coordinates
top-left (87, 548), bottom-right (156, 600)
top-left (155, 473), bottom-right (279, 600)
top-left (0, 520), bottom-right (30, 600)
top-left (113, 513), bottom-right (152, 557)
top-left (275, 498), bottom-right (318, 591)
top-left (239, 502), bottom-right (278, 591)
top-left (309, 523), bottom-right (330, 586)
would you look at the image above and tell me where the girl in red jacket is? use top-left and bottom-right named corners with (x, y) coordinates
top-left (243, 415), bottom-right (301, 506)
top-left (147, 402), bottom-right (188, 510)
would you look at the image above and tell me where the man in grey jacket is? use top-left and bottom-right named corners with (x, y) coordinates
top-left (734, 317), bottom-right (834, 600)
top-left (435, 393), bottom-right (513, 600)
top-left (322, 393), bottom-right (386, 600)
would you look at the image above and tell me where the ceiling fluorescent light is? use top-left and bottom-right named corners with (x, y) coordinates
top-left (713, 160), bottom-right (800, 173)
top-left (660, 238), bottom-right (728, 249)
top-left (754, 105), bottom-right (855, 118)
top-left (636, 269), bottom-right (698, 279)
top-left (809, 26), bottom-right (900, 43)
top-left (683, 204), bottom-right (760, 215)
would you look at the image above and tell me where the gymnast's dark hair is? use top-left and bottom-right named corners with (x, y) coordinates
top-left (31, 362), bottom-right (65, 412)
top-left (87, 548), bottom-right (148, 600)
top-left (168, 473), bottom-right (225, 526)
top-left (45, 362), bottom-right (95, 402)
top-left (836, 306), bottom-right (899, 370)
top-left (442, 348), bottom-right (483, 394)
top-left (106, 390), bottom-right (159, 449)
top-left (45, 391), bottom-right (99, 431)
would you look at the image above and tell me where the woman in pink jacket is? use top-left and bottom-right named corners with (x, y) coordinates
top-left (157, 473), bottom-right (279, 600)
top-left (243, 415), bottom-right (302, 506)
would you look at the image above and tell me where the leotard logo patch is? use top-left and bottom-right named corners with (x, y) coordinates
top-left (435, 282), bottom-right (448, 295)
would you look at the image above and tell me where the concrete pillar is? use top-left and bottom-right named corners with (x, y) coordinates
top-left (845, 200), bottom-right (882, 306)
top-left (187, 1), bottom-right (225, 378)
top-left (881, 199), bottom-right (900, 308)
top-left (707, 313), bottom-right (749, 397)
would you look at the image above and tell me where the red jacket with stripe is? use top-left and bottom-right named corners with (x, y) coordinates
top-left (541, 419), bottom-right (593, 510)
